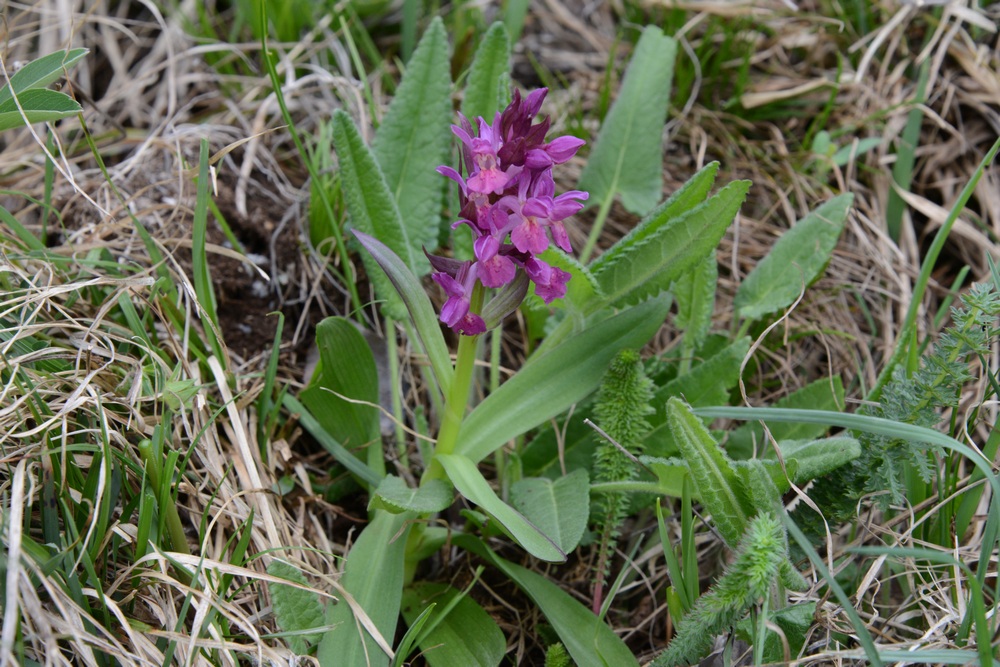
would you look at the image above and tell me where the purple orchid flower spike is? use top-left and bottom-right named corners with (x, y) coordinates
top-left (430, 87), bottom-right (589, 336)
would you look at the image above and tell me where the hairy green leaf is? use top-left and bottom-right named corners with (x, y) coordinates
top-left (591, 180), bottom-right (750, 308)
top-left (673, 253), bottom-right (718, 352)
top-left (372, 16), bottom-right (451, 276)
top-left (0, 88), bottom-right (82, 131)
top-left (0, 48), bottom-right (88, 106)
top-left (401, 582), bottom-right (505, 667)
top-left (510, 470), bottom-right (590, 553)
top-left (461, 22), bottom-right (511, 121)
top-left (734, 194), bottom-right (853, 320)
top-left (332, 109), bottom-right (410, 319)
top-left (319, 511), bottom-right (411, 667)
top-left (370, 476), bottom-right (453, 514)
top-left (577, 27), bottom-right (677, 215)
top-left (768, 437), bottom-right (861, 483)
top-left (267, 560), bottom-right (324, 655)
top-left (438, 454), bottom-right (565, 562)
top-left (668, 397), bottom-right (749, 548)
top-left (456, 535), bottom-right (640, 667)
top-left (456, 295), bottom-right (670, 463)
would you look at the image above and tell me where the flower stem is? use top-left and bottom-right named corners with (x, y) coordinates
top-left (424, 283), bottom-right (484, 481)
top-left (579, 193), bottom-right (615, 264)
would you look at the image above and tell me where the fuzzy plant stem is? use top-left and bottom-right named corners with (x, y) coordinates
top-left (424, 283), bottom-right (484, 481)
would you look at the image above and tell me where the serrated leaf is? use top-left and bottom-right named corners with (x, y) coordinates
top-left (456, 295), bottom-right (671, 464)
top-left (372, 17), bottom-right (451, 277)
top-left (668, 397), bottom-right (749, 548)
top-left (401, 582), bottom-right (505, 667)
top-left (673, 253), bottom-right (717, 351)
top-left (577, 27), bottom-right (676, 215)
top-left (319, 511), bottom-right (411, 667)
top-left (461, 22), bottom-right (511, 121)
top-left (767, 437), bottom-right (861, 483)
top-left (437, 454), bottom-right (565, 562)
top-left (591, 180), bottom-right (750, 308)
top-left (267, 560), bottom-right (324, 655)
top-left (300, 317), bottom-right (379, 454)
top-left (0, 48), bottom-right (88, 107)
top-left (370, 475), bottom-right (453, 514)
top-left (510, 470), bottom-right (589, 553)
top-left (734, 193), bottom-right (853, 320)
top-left (0, 89), bottom-right (82, 131)
top-left (332, 109), bottom-right (412, 319)
top-left (352, 230), bottom-right (454, 395)
top-left (456, 535), bottom-right (640, 667)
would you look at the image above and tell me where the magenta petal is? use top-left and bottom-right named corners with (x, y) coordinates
top-left (524, 88), bottom-right (547, 117)
top-left (522, 198), bottom-right (552, 219)
top-left (524, 149), bottom-right (553, 170)
top-left (432, 271), bottom-right (464, 298)
top-left (457, 312), bottom-right (487, 336)
top-left (550, 222), bottom-right (572, 253)
top-left (511, 219), bottom-right (549, 254)
top-left (545, 136), bottom-right (585, 163)
top-left (474, 235), bottom-right (500, 262)
top-left (534, 266), bottom-right (571, 304)
top-left (478, 254), bottom-right (516, 288)
top-left (440, 295), bottom-right (469, 328)
top-left (468, 168), bottom-right (509, 194)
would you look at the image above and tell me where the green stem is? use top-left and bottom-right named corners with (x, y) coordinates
top-left (137, 439), bottom-right (192, 560)
top-left (424, 284), bottom-right (484, 481)
top-left (580, 194), bottom-right (615, 264)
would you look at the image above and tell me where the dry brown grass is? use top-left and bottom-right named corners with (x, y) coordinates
top-left (1, 0), bottom-right (998, 664)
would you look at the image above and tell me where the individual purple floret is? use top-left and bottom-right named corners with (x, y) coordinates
top-left (430, 88), bottom-right (588, 335)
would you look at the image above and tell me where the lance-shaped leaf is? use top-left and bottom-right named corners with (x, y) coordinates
top-left (461, 22), bottom-right (511, 122)
top-left (668, 397), bottom-right (749, 548)
top-left (577, 27), bottom-right (677, 215)
top-left (333, 109), bottom-right (412, 319)
top-left (437, 454), bottom-right (565, 562)
top-left (456, 295), bottom-right (671, 464)
top-left (591, 179), bottom-right (750, 308)
top-left (353, 230), bottom-right (454, 394)
top-left (734, 193), bottom-right (853, 320)
top-left (673, 253), bottom-right (717, 352)
top-left (373, 16), bottom-right (451, 277)
top-left (370, 476), bottom-right (453, 514)
top-left (510, 470), bottom-right (590, 553)
top-left (0, 89), bottom-right (82, 131)
top-left (766, 437), bottom-right (861, 484)
top-left (401, 582), bottom-right (505, 667)
top-left (0, 48), bottom-right (88, 106)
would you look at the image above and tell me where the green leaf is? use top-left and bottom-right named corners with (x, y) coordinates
top-left (332, 109), bottom-right (411, 319)
top-left (577, 26), bottom-right (677, 215)
top-left (673, 253), bottom-right (717, 352)
top-left (736, 602), bottom-right (816, 665)
top-left (352, 230), bottom-right (454, 395)
top-left (370, 475), bottom-right (453, 514)
top-left (267, 560), bottom-right (324, 655)
top-left (300, 317), bottom-right (380, 453)
top-left (668, 397), bottom-right (749, 548)
top-left (510, 470), bottom-right (590, 553)
top-left (372, 16), bottom-right (451, 277)
top-left (726, 376), bottom-right (845, 459)
top-left (734, 193), bottom-right (853, 320)
top-left (0, 89), bottom-right (82, 131)
top-left (591, 180), bottom-right (750, 308)
top-left (766, 437), bottom-right (861, 484)
top-left (437, 454), bottom-right (565, 562)
top-left (456, 295), bottom-right (671, 463)
top-left (319, 511), bottom-right (411, 667)
top-left (461, 22), bottom-right (511, 122)
top-left (456, 535), bottom-right (640, 667)
top-left (401, 582), bottom-right (505, 667)
top-left (0, 48), bottom-right (88, 106)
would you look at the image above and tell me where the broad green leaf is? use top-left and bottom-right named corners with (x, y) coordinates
top-left (372, 16), bottom-right (451, 277)
top-left (437, 454), bottom-right (565, 562)
top-left (319, 511), bottom-right (411, 667)
top-left (461, 22), bottom-right (511, 122)
top-left (267, 560), bottom-right (324, 655)
top-left (300, 317), bottom-right (380, 454)
top-left (673, 253), bottom-right (717, 352)
top-left (510, 470), bottom-right (590, 553)
top-left (734, 193), bottom-right (853, 320)
top-left (767, 437), bottom-right (861, 483)
top-left (353, 230), bottom-right (453, 395)
top-left (0, 89), bottom-right (82, 131)
top-left (332, 109), bottom-right (411, 319)
top-left (456, 535), bottom-right (640, 667)
top-left (0, 48), bottom-right (88, 106)
top-left (726, 376), bottom-right (845, 459)
top-left (401, 582), bottom-right (505, 667)
top-left (577, 27), bottom-right (677, 215)
top-left (591, 180), bottom-right (750, 308)
top-left (668, 397), bottom-right (749, 548)
top-left (456, 295), bottom-right (671, 463)
top-left (370, 475), bottom-right (453, 514)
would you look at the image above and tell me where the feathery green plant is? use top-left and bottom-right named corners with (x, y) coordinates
top-left (590, 349), bottom-right (654, 613)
